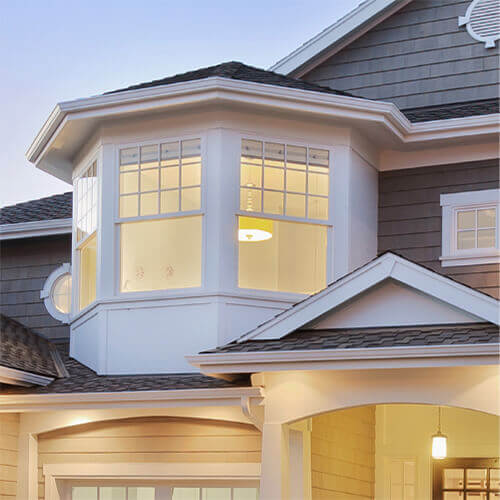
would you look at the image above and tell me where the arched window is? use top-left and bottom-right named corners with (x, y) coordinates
top-left (41, 263), bottom-right (72, 322)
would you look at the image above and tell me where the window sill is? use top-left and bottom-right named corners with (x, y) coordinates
top-left (440, 252), bottom-right (500, 267)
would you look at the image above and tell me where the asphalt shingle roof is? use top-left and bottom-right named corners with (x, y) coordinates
top-left (202, 323), bottom-right (500, 354)
top-left (106, 61), bottom-right (353, 97)
top-left (0, 342), bottom-right (250, 394)
top-left (0, 314), bottom-right (61, 378)
top-left (0, 192), bottom-right (72, 224)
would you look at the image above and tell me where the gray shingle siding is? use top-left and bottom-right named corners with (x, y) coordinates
top-left (378, 159), bottom-right (500, 298)
top-left (0, 235), bottom-right (72, 340)
top-left (303, 0), bottom-right (500, 108)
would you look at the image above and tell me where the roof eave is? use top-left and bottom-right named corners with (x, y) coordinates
top-left (0, 218), bottom-right (72, 240)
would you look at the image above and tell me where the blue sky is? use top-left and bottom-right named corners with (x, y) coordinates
top-left (0, 0), bottom-right (361, 206)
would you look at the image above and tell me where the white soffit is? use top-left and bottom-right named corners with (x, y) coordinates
top-left (237, 253), bottom-right (500, 342)
top-left (269, 0), bottom-right (413, 77)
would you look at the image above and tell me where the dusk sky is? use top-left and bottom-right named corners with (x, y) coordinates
top-left (1, 0), bottom-right (361, 207)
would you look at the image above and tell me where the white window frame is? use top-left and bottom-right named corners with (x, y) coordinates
top-left (114, 135), bottom-right (207, 298)
top-left (40, 263), bottom-right (72, 323)
top-left (440, 189), bottom-right (500, 267)
top-left (236, 134), bottom-right (334, 294)
top-left (72, 157), bottom-right (100, 314)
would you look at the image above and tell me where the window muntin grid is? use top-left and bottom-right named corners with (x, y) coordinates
top-left (75, 161), bottom-right (98, 244)
top-left (240, 139), bottom-right (330, 221)
top-left (51, 273), bottom-right (72, 314)
top-left (456, 206), bottom-right (497, 251)
top-left (119, 139), bottom-right (202, 219)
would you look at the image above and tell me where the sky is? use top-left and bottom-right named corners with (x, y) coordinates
top-left (0, 0), bottom-right (361, 207)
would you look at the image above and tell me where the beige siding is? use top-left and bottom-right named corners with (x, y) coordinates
top-left (311, 407), bottom-right (375, 500)
top-left (37, 416), bottom-right (261, 499)
top-left (0, 413), bottom-right (19, 500)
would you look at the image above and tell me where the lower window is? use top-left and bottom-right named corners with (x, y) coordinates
top-left (120, 216), bottom-right (202, 292)
top-left (433, 457), bottom-right (500, 499)
top-left (238, 216), bottom-right (327, 295)
top-left (79, 233), bottom-right (97, 310)
top-left (71, 486), bottom-right (259, 500)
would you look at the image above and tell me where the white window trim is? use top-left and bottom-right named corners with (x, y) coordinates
top-left (114, 134), bottom-right (207, 298)
top-left (40, 263), bottom-right (72, 323)
top-left (440, 189), bottom-right (500, 267)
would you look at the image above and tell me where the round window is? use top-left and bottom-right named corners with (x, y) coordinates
top-left (51, 273), bottom-right (72, 314)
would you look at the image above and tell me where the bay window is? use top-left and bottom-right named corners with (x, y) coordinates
top-left (118, 139), bottom-right (203, 293)
top-left (238, 139), bottom-right (330, 294)
top-left (75, 161), bottom-right (98, 310)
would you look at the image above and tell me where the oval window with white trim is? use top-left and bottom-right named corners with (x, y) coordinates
top-left (41, 263), bottom-right (72, 322)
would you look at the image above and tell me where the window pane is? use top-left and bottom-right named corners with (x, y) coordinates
top-left (308, 196), bottom-right (329, 220)
top-left (286, 193), bottom-right (306, 218)
top-left (120, 147), bottom-right (139, 171)
top-left (121, 216), bottom-right (202, 292)
top-left (181, 138), bottom-right (201, 158)
top-left (240, 188), bottom-right (262, 212)
top-left (79, 233), bottom-right (97, 310)
top-left (100, 487), bottom-right (126, 500)
top-left (263, 191), bottom-right (284, 215)
top-left (308, 172), bottom-right (328, 196)
top-left (444, 468), bottom-right (464, 489)
top-left (234, 489), bottom-right (259, 500)
top-left (478, 229), bottom-right (495, 248)
top-left (140, 144), bottom-right (158, 169)
top-left (172, 488), bottom-right (200, 500)
top-left (161, 141), bottom-right (180, 165)
top-left (491, 468), bottom-right (500, 488)
top-left (443, 493), bottom-right (464, 500)
top-left (265, 142), bottom-right (285, 167)
top-left (182, 163), bottom-right (201, 187)
top-left (140, 168), bottom-right (159, 192)
top-left (466, 469), bottom-right (488, 489)
top-left (203, 489), bottom-right (231, 500)
top-left (241, 164), bottom-right (262, 188)
top-left (263, 167), bottom-right (284, 190)
top-left (287, 145), bottom-right (306, 170)
top-left (181, 187), bottom-right (201, 211)
top-left (120, 172), bottom-right (139, 194)
top-left (242, 139), bottom-right (262, 160)
top-left (120, 194), bottom-right (138, 218)
top-left (128, 488), bottom-right (155, 500)
top-left (52, 274), bottom-right (72, 313)
top-left (466, 494), bottom-right (487, 499)
top-left (160, 190), bottom-right (179, 213)
top-left (286, 170), bottom-right (306, 193)
top-left (140, 192), bottom-right (159, 216)
top-left (72, 487), bottom-right (98, 500)
top-left (238, 217), bottom-right (327, 294)
top-left (457, 210), bottom-right (475, 230)
top-left (309, 148), bottom-right (329, 167)
top-left (161, 167), bottom-right (180, 189)
top-left (457, 230), bottom-right (476, 250)
top-left (478, 208), bottom-right (496, 228)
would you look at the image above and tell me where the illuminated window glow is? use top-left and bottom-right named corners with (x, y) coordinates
top-left (79, 233), bottom-right (97, 310)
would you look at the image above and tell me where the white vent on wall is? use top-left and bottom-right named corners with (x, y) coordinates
top-left (459, 0), bottom-right (500, 48)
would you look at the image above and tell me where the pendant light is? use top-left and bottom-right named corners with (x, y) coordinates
top-left (432, 406), bottom-right (447, 459)
top-left (239, 216), bottom-right (273, 242)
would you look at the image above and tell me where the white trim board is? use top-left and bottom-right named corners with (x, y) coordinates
top-left (0, 218), bottom-right (72, 240)
top-left (229, 253), bottom-right (499, 342)
top-left (269, 0), bottom-right (413, 77)
top-left (0, 365), bottom-right (54, 387)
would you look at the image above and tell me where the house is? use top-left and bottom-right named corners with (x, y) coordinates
top-left (0, 0), bottom-right (499, 498)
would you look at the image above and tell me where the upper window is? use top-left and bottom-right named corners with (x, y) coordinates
top-left (40, 263), bottom-right (72, 322)
top-left (440, 189), bottom-right (499, 267)
top-left (75, 161), bottom-right (98, 310)
top-left (117, 139), bottom-right (203, 293)
top-left (238, 139), bottom-right (331, 295)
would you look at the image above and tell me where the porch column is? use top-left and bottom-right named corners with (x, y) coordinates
top-left (16, 432), bottom-right (38, 500)
top-left (260, 422), bottom-right (289, 500)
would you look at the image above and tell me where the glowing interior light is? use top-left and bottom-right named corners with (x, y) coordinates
top-left (238, 216), bottom-right (273, 242)
top-left (431, 433), bottom-right (447, 459)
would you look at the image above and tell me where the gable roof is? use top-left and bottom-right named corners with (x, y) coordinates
top-left (0, 192), bottom-right (72, 224)
top-left (233, 253), bottom-right (499, 343)
top-left (0, 314), bottom-right (63, 385)
top-left (270, 0), bottom-right (413, 77)
top-left (106, 61), bottom-right (352, 97)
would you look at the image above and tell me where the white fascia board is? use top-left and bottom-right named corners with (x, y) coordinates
top-left (26, 77), bottom-right (499, 169)
top-left (0, 218), bottom-right (72, 240)
top-left (0, 386), bottom-right (264, 413)
top-left (188, 343), bottom-right (500, 375)
top-left (0, 366), bottom-right (54, 387)
top-left (269, 0), bottom-right (412, 76)
top-left (236, 253), bottom-right (499, 342)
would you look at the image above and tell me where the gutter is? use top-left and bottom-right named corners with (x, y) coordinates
top-left (0, 218), bottom-right (72, 240)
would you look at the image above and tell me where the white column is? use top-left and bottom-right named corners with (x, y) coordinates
top-left (16, 432), bottom-right (38, 500)
top-left (260, 423), bottom-right (289, 500)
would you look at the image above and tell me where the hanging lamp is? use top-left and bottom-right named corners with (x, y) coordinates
top-left (431, 406), bottom-right (448, 459)
top-left (238, 216), bottom-right (273, 242)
